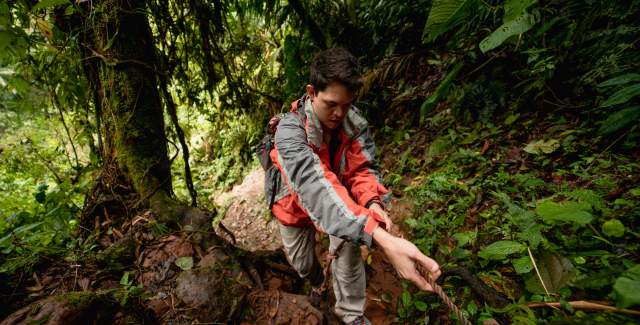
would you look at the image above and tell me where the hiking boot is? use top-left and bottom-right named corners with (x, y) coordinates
top-left (348, 316), bottom-right (372, 325)
top-left (309, 286), bottom-right (325, 308)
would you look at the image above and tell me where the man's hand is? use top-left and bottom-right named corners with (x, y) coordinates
top-left (369, 202), bottom-right (393, 231)
top-left (372, 227), bottom-right (441, 292)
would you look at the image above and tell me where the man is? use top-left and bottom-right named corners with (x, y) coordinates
top-left (265, 48), bottom-right (440, 324)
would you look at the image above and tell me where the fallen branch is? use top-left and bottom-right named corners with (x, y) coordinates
top-left (527, 301), bottom-right (640, 316)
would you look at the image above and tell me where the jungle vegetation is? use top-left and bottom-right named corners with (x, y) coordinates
top-left (0, 0), bottom-right (639, 323)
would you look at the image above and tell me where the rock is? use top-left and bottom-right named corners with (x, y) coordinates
top-left (174, 266), bottom-right (250, 323)
top-left (0, 291), bottom-right (150, 325)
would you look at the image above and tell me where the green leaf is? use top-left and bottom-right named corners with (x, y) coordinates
top-left (414, 300), bottom-right (428, 312)
top-left (523, 139), bottom-right (559, 155)
top-left (0, 30), bottom-right (17, 53)
top-left (0, 2), bottom-right (10, 28)
top-left (613, 265), bottom-right (640, 308)
top-left (466, 301), bottom-right (478, 315)
top-left (564, 189), bottom-right (605, 211)
top-left (597, 73), bottom-right (640, 88)
top-left (478, 240), bottom-right (525, 260)
top-left (420, 62), bottom-right (463, 122)
top-left (602, 219), bottom-right (625, 238)
top-left (503, 0), bottom-right (537, 23)
top-left (601, 84), bottom-right (640, 107)
top-left (120, 271), bottom-right (131, 286)
top-left (175, 256), bottom-right (193, 270)
top-left (452, 231), bottom-right (475, 247)
top-left (494, 192), bottom-right (545, 248)
top-left (401, 290), bottom-right (412, 307)
top-left (12, 222), bottom-right (44, 234)
top-left (504, 113), bottom-right (520, 125)
top-left (480, 13), bottom-right (535, 53)
top-left (525, 252), bottom-right (575, 294)
top-left (423, 0), bottom-right (477, 42)
top-left (32, 0), bottom-right (69, 11)
top-left (512, 255), bottom-right (534, 274)
top-left (614, 278), bottom-right (640, 308)
top-left (536, 200), bottom-right (593, 225)
top-left (598, 106), bottom-right (640, 135)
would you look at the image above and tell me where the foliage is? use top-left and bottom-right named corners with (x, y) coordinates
top-left (0, 0), bottom-right (639, 323)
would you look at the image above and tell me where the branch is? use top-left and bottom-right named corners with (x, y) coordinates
top-left (527, 301), bottom-right (640, 316)
top-left (157, 57), bottom-right (198, 207)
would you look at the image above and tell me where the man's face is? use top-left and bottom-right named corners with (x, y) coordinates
top-left (307, 82), bottom-right (354, 130)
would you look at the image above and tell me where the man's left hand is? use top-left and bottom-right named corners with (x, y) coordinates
top-left (369, 203), bottom-right (393, 231)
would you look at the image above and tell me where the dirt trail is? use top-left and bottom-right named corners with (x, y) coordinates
top-left (216, 167), bottom-right (415, 324)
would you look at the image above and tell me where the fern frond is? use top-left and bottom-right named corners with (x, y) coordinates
top-left (422, 0), bottom-right (478, 42)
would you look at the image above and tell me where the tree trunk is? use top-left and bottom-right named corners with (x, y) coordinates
top-left (79, 0), bottom-right (207, 228)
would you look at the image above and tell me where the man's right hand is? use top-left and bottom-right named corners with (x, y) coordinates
top-left (372, 226), bottom-right (441, 292)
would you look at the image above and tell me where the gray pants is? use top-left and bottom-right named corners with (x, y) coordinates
top-left (278, 223), bottom-right (366, 323)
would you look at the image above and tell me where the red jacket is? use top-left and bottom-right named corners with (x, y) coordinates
top-left (266, 95), bottom-right (390, 247)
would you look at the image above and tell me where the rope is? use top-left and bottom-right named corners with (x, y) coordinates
top-left (318, 237), bottom-right (472, 325)
top-left (417, 265), bottom-right (473, 325)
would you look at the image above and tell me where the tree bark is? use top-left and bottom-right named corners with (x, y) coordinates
top-left (78, 0), bottom-right (207, 228)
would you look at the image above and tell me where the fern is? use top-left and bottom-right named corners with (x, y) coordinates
top-left (422, 0), bottom-right (478, 42)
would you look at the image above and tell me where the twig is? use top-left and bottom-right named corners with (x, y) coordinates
top-left (527, 300), bottom-right (640, 316)
top-left (51, 91), bottom-right (81, 171)
top-left (528, 247), bottom-right (552, 299)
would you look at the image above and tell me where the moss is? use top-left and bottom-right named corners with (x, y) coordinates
top-left (54, 291), bottom-right (98, 307)
top-left (27, 314), bottom-right (49, 325)
top-left (96, 235), bottom-right (136, 264)
top-left (28, 302), bottom-right (42, 316)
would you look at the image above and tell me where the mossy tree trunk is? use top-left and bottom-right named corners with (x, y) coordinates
top-left (80, 0), bottom-right (208, 228)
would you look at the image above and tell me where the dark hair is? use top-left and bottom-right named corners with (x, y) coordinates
top-left (309, 48), bottom-right (363, 92)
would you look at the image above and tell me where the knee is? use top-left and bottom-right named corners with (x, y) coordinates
top-left (333, 242), bottom-right (363, 271)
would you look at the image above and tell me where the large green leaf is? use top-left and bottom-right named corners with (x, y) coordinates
top-left (597, 73), bottom-right (640, 88)
top-left (613, 265), bottom-right (640, 308)
top-left (598, 106), bottom-right (640, 135)
top-left (512, 255), bottom-right (534, 274)
top-left (422, 0), bottom-right (477, 42)
top-left (420, 62), bottom-right (463, 122)
top-left (601, 84), bottom-right (640, 107)
top-left (536, 200), bottom-right (593, 225)
top-left (503, 0), bottom-right (537, 22)
top-left (478, 240), bottom-right (525, 260)
top-left (525, 252), bottom-right (575, 294)
top-left (479, 13), bottom-right (536, 53)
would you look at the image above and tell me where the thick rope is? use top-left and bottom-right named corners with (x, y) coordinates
top-left (417, 264), bottom-right (473, 325)
top-left (319, 238), bottom-right (472, 325)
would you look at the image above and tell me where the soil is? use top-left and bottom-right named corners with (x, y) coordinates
top-left (216, 167), bottom-right (416, 324)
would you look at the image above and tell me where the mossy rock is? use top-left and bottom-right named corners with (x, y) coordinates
top-left (0, 291), bottom-right (150, 325)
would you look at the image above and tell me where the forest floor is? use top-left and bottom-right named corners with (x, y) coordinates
top-left (215, 167), bottom-right (416, 324)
